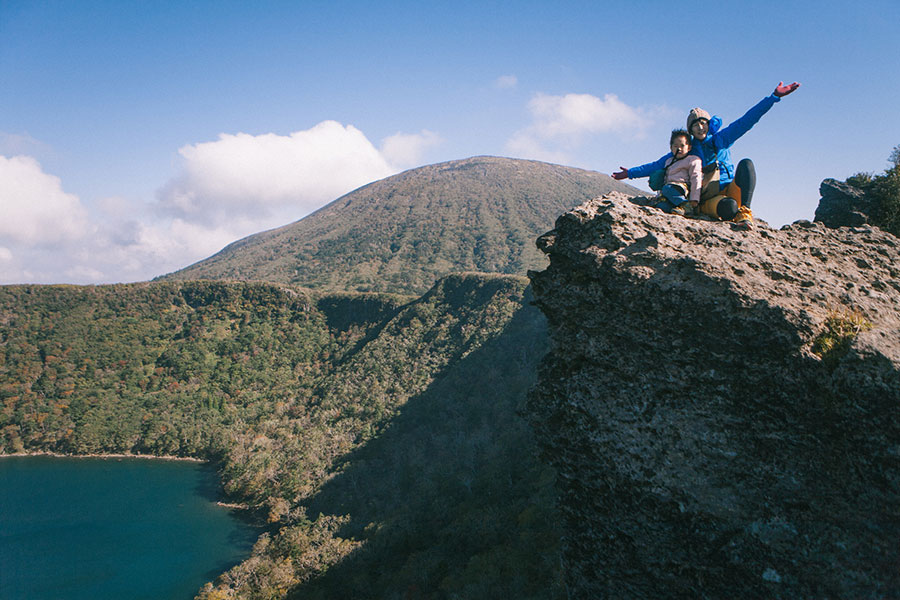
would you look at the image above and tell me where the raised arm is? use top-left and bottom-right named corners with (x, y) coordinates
top-left (714, 81), bottom-right (801, 149)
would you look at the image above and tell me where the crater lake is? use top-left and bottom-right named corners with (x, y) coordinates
top-left (0, 456), bottom-right (261, 600)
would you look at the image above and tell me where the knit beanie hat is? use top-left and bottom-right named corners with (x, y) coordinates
top-left (687, 107), bottom-right (711, 131)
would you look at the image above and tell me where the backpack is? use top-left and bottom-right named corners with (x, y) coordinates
top-left (648, 168), bottom-right (666, 191)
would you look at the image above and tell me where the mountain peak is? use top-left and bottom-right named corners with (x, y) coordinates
top-left (157, 156), bottom-right (640, 295)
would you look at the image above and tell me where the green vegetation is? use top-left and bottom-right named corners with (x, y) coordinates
top-left (1, 156), bottom-right (627, 597)
top-left (811, 308), bottom-right (873, 370)
top-left (846, 144), bottom-right (900, 236)
top-left (0, 281), bottom-right (328, 458)
top-left (158, 156), bottom-right (639, 295)
top-left (0, 276), bottom-right (561, 599)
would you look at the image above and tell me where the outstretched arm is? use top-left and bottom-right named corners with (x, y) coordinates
top-left (614, 154), bottom-right (672, 180)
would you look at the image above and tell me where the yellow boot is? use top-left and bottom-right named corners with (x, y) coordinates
top-left (733, 205), bottom-right (753, 229)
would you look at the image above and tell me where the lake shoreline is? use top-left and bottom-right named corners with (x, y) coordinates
top-left (0, 451), bottom-right (206, 463)
top-left (3, 451), bottom-right (256, 512)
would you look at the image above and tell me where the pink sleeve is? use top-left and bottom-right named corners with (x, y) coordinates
top-left (688, 156), bottom-right (702, 203)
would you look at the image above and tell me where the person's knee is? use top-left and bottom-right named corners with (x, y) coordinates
top-left (717, 197), bottom-right (739, 220)
top-left (661, 184), bottom-right (684, 203)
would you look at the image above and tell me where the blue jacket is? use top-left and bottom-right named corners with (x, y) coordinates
top-left (626, 93), bottom-right (781, 185)
top-left (693, 93), bottom-right (780, 185)
top-left (626, 152), bottom-right (671, 180)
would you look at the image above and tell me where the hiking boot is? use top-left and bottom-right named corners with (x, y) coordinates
top-left (733, 205), bottom-right (753, 228)
top-left (670, 205), bottom-right (685, 216)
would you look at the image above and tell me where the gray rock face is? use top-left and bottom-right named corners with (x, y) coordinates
top-left (527, 193), bottom-right (900, 598)
top-left (814, 178), bottom-right (877, 228)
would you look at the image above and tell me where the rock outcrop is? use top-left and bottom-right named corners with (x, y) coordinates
top-left (527, 193), bottom-right (900, 598)
top-left (814, 178), bottom-right (878, 228)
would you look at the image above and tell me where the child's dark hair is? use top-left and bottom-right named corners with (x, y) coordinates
top-left (670, 129), bottom-right (691, 145)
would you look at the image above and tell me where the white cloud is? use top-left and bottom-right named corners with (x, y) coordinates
top-left (495, 75), bottom-right (518, 89)
top-left (380, 129), bottom-right (442, 169)
top-left (505, 92), bottom-right (672, 164)
top-left (0, 153), bottom-right (251, 284)
top-left (135, 218), bottom-right (240, 274)
top-left (528, 92), bottom-right (653, 139)
top-left (156, 121), bottom-right (398, 228)
top-left (0, 155), bottom-right (89, 244)
top-left (1, 122), bottom-right (440, 284)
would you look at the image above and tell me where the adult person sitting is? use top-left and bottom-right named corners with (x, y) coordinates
top-left (613, 81), bottom-right (801, 228)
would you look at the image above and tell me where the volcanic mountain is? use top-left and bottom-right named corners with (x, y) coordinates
top-left (158, 156), bottom-right (640, 295)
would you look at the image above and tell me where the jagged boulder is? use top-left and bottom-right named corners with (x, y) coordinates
top-left (527, 193), bottom-right (900, 599)
top-left (814, 177), bottom-right (877, 228)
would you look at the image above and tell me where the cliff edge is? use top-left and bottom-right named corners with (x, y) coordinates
top-left (527, 193), bottom-right (900, 598)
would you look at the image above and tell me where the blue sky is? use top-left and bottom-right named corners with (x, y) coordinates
top-left (2, 0), bottom-right (898, 284)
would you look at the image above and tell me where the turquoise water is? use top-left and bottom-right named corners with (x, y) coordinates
top-left (0, 456), bottom-right (260, 600)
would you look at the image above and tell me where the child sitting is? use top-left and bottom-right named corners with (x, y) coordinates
top-left (655, 129), bottom-right (702, 215)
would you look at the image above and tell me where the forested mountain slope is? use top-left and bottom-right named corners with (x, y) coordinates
top-left (0, 275), bottom-right (562, 598)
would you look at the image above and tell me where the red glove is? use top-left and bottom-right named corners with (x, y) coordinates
top-left (612, 167), bottom-right (629, 180)
top-left (774, 81), bottom-right (800, 97)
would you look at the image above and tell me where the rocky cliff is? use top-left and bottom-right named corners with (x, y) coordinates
top-left (527, 193), bottom-right (900, 598)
